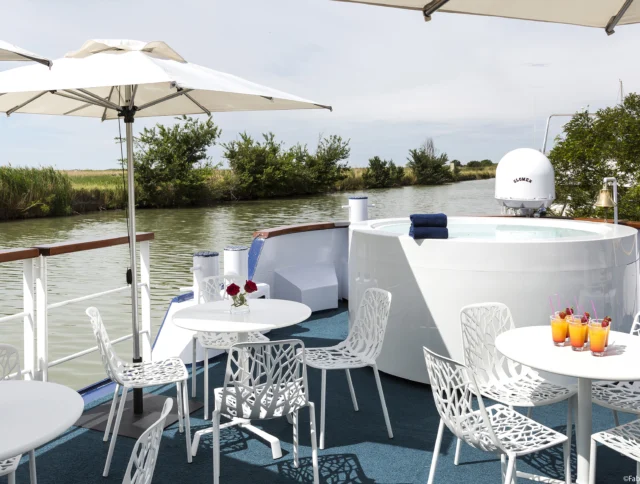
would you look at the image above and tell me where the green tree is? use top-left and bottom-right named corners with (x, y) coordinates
top-left (479, 159), bottom-right (494, 167)
top-left (362, 156), bottom-right (405, 188)
top-left (549, 93), bottom-right (640, 219)
top-left (301, 134), bottom-right (350, 191)
top-left (406, 138), bottom-right (452, 185)
top-left (134, 116), bottom-right (220, 207)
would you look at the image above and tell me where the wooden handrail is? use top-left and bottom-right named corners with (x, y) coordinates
top-left (253, 221), bottom-right (349, 239)
top-left (33, 232), bottom-right (155, 257)
top-left (0, 248), bottom-right (40, 263)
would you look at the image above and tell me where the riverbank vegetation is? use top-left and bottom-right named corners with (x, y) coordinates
top-left (0, 116), bottom-right (495, 220)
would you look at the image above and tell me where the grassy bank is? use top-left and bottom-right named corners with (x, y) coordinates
top-left (0, 165), bottom-right (496, 221)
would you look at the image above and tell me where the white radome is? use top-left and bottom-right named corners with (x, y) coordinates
top-left (494, 148), bottom-right (555, 211)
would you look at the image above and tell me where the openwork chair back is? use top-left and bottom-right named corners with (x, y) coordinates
top-left (423, 347), bottom-right (502, 453)
top-left (220, 340), bottom-right (308, 420)
top-left (631, 312), bottom-right (640, 337)
top-left (460, 302), bottom-right (525, 386)
top-left (200, 275), bottom-right (228, 304)
top-left (346, 288), bottom-right (392, 362)
top-left (86, 307), bottom-right (127, 383)
top-left (0, 344), bottom-right (21, 380)
top-left (123, 398), bottom-right (173, 484)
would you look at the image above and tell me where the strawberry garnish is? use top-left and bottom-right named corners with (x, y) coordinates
top-left (584, 311), bottom-right (590, 320)
top-left (566, 307), bottom-right (574, 316)
top-left (559, 311), bottom-right (567, 319)
top-left (581, 315), bottom-right (589, 324)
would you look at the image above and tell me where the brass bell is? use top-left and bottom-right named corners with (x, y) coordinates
top-left (595, 188), bottom-right (615, 208)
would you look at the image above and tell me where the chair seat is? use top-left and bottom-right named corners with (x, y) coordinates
top-left (304, 345), bottom-right (372, 370)
top-left (197, 331), bottom-right (269, 350)
top-left (478, 373), bottom-right (576, 407)
top-left (592, 419), bottom-right (640, 463)
top-left (0, 455), bottom-right (20, 476)
top-left (459, 404), bottom-right (567, 456)
top-left (119, 357), bottom-right (188, 388)
top-left (214, 382), bottom-right (307, 420)
top-left (592, 381), bottom-right (640, 414)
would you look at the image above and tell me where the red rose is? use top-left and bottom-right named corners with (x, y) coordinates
top-left (244, 280), bottom-right (258, 294)
top-left (226, 283), bottom-right (240, 297)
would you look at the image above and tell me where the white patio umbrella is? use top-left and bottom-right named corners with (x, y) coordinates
top-left (0, 39), bottom-right (331, 411)
top-left (335, 0), bottom-right (640, 34)
top-left (0, 40), bottom-right (51, 66)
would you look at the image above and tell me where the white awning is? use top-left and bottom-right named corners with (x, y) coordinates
top-left (0, 40), bottom-right (51, 67)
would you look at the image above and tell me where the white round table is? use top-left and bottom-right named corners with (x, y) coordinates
top-left (496, 326), bottom-right (640, 484)
top-left (0, 380), bottom-right (84, 462)
top-left (172, 298), bottom-right (312, 337)
top-left (172, 298), bottom-right (312, 459)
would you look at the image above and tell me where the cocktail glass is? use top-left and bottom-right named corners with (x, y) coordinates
top-left (569, 320), bottom-right (587, 351)
top-left (551, 315), bottom-right (568, 346)
top-left (589, 321), bottom-right (607, 357)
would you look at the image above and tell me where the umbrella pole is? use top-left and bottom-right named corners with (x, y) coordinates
top-left (125, 114), bottom-right (143, 414)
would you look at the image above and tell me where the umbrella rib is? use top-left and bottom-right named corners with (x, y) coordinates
top-left (136, 88), bottom-right (193, 112)
top-left (184, 92), bottom-right (211, 115)
top-left (423, 0), bottom-right (450, 20)
top-left (6, 91), bottom-right (49, 116)
top-left (129, 85), bottom-right (137, 109)
top-left (606, 0), bottom-right (634, 35)
top-left (53, 91), bottom-right (113, 110)
top-left (101, 86), bottom-right (115, 121)
top-left (63, 102), bottom-right (94, 116)
top-left (75, 88), bottom-right (121, 110)
top-left (314, 103), bottom-right (333, 112)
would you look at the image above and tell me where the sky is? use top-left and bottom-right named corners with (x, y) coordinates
top-left (1, 0), bottom-right (639, 169)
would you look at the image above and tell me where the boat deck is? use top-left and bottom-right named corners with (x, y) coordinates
top-left (9, 304), bottom-right (638, 483)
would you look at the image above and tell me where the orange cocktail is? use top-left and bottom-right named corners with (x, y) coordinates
top-left (551, 315), bottom-right (568, 346)
top-left (569, 320), bottom-right (587, 351)
top-left (589, 321), bottom-right (608, 356)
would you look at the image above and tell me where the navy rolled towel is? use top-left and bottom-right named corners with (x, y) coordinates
top-left (410, 213), bottom-right (447, 228)
top-left (409, 226), bottom-right (449, 239)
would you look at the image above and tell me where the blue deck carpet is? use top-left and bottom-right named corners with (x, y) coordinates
top-left (8, 304), bottom-right (640, 483)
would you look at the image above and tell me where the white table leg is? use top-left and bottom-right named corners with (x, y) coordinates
top-left (577, 378), bottom-right (592, 484)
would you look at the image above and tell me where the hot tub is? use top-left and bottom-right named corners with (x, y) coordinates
top-left (349, 217), bottom-right (639, 384)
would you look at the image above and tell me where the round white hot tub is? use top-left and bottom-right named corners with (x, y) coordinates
top-left (349, 217), bottom-right (639, 384)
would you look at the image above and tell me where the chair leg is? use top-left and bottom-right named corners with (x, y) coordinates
top-left (176, 382), bottom-right (184, 433)
top-left (213, 409), bottom-right (221, 484)
top-left (204, 348), bottom-right (209, 420)
top-left (504, 454), bottom-right (516, 484)
top-left (182, 380), bottom-right (192, 463)
top-left (28, 449), bottom-right (37, 484)
top-left (566, 396), bottom-right (573, 484)
top-left (501, 454), bottom-right (507, 484)
top-left (320, 369), bottom-right (326, 450)
top-left (427, 419), bottom-right (445, 484)
top-left (526, 407), bottom-right (532, 418)
top-left (345, 369), bottom-right (359, 411)
top-left (589, 438), bottom-right (597, 484)
top-left (8, 472), bottom-right (15, 484)
top-left (454, 438), bottom-right (462, 465)
top-left (191, 337), bottom-right (197, 398)
top-left (372, 364), bottom-right (393, 439)
top-left (308, 402), bottom-right (320, 484)
top-left (613, 409), bottom-right (620, 427)
top-left (636, 460), bottom-right (639, 480)
top-left (103, 383), bottom-right (120, 442)
top-left (293, 410), bottom-right (299, 468)
top-left (103, 386), bottom-right (128, 477)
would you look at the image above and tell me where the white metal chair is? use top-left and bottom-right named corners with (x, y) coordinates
top-left (190, 275), bottom-right (269, 419)
top-left (212, 340), bottom-right (319, 484)
top-left (589, 419), bottom-right (640, 484)
top-left (458, 302), bottom-right (576, 477)
top-left (304, 287), bottom-right (393, 449)
top-left (86, 307), bottom-right (192, 477)
top-left (0, 344), bottom-right (36, 484)
top-left (424, 347), bottom-right (571, 484)
top-left (122, 398), bottom-right (173, 484)
top-left (592, 312), bottom-right (640, 426)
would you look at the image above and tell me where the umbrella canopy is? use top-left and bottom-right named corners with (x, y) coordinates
top-left (335, 0), bottom-right (640, 34)
top-left (0, 40), bottom-right (51, 66)
top-left (0, 39), bottom-right (331, 118)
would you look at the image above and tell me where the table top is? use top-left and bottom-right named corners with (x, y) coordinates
top-left (495, 326), bottom-right (640, 381)
top-left (0, 380), bottom-right (84, 460)
top-left (172, 298), bottom-right (312, 333)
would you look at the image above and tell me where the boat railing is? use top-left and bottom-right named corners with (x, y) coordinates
top-left (0, 233), bottom-right (154, 382)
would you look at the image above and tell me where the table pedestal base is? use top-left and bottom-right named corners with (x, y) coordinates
top-left (576, 378), bottom-right (592, 484)
top-left (191, 417), bottom-right (283, 459)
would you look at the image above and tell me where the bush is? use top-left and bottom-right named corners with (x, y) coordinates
top-left (362, 156), bottom-right (405, 188)
top-left (0, 166), bottom-right (72, 219)
top-left (133, 115), bottom-right (220, 208)
top-left (406, 138), bottom-right (453, 185)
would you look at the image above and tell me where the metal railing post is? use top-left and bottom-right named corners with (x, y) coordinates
top-left (22, 259), bottom-right (36, 380)
top-left (140, 240), bottom-right (152, 361)
top-left (35, 255), bottom-right (48, 381)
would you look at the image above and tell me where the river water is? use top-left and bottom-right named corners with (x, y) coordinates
top-left (0, 179), bottom-right (496, 388)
